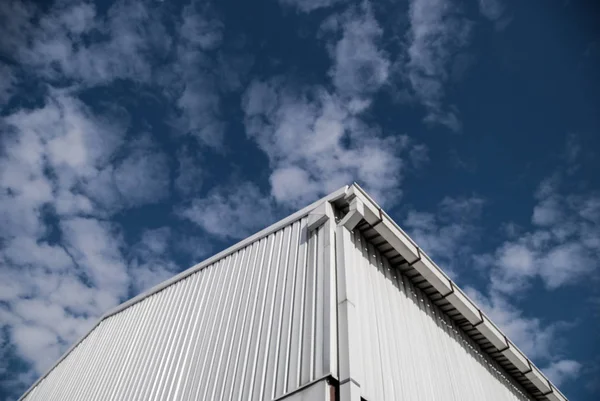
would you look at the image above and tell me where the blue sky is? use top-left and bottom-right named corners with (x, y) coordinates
top-left (0, 0), bottom-right (598, 399)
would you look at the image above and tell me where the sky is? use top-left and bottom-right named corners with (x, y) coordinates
top-left (0, 0), bottom-right (598, 400)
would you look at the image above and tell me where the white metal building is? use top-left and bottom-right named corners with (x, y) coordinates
top-left (18, 184), bottom-right (569, 401)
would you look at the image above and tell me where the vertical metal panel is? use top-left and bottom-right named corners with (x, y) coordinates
top-left (22, 217), bottom-right (334, 401)
top-left (346, 229), bottom-right (535, 401)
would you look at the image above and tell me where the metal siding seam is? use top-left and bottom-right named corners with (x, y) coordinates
top-left (83, 315), bottom-right (118, 400)
top-left (390, 274), bottom-right (414, 399)
top-left (192, 257), bottom-right (231, 399)
top-left (377, 249), bottom-right (402, 401)
top-left (322, 219), bottom-right (337, 380)
top-left (145, 279), bottom-right (189, 400)
top-left (230, 238), bottom-right (266, 401)
top-left (157, 269), bottom-right (199, 400)
top-left (309, 228), bottom-right (319, 381)
top-left (208, 249), bottom-right (247, 400)
top-left (248, 231), bottom-right (281, 400)
top-left (108, 295), bottom-right (151, 398)
top-left (238, 234), bottom-right (272, 399)
top-left (100, 302), bottom-right (139, 400)
top-left (294, 223), bottom-right (314, 388)
top-left (227, 240), bottom-right (262, 401)
top-left (63, 324), bottom-right (99, 400)
top-left (197, 253), bottom-right (239, 401)
top-left (365, 242), bottom-right (390, 400)
top-left (215, 246), bottom-right (253, 401)
top-left (121, 291), bottom-right (161, 398)
top-left (373, 243), bottom-right (398, 401)
top-left (174, 263), bottom-right (217, 400)
top-left (382, 259), bottom-right (406, 400)
top-left (267, 224), bottom-right (294, 400)
top-left (314, 225), bottom-right (325, 380)
top-left (78, 321), bottom-right (112, 400)
top-left (405, 274), bottom-right (435, 399)
top-left (258, 227), bottom-right (288, 400)
top-left (418, 288), bottom-right (444, 400)
top-left (179, 263), bottom-right (219, 400)
top-left (358, 233), bottom-right (381, 400)
top-left (287, 220), bottom-right (308, 392)
top-left (278, 221), bottom-right (302, 396)
top-left (110, 301), bottom-right (148, 399)
top-left (193, 255), bottom-right (235, 400)
top-left (139, 281), bottom-right (178, 401)
top-left (90, 315), bottom-right (122, 400)
top-left (350, 231), bottom-right (367, 396)
top-left (124, 290), bottom-right (168, 401)
top-left (98, 307), bottom-right (136, 400)
top-left (164, 272), bottom-right (205, 399)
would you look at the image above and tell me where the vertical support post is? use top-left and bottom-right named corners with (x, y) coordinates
top-left (335, 224), bottom-right (362, 401)
top-left (319, 202), bottom-right (338, 380)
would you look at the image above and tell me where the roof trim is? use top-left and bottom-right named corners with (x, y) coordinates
top-left (339, 183), bottom-right (568, 401)
top-left (18, 185), bottom-right (350, 401)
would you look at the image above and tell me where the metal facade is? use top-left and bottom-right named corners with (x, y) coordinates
top-left (18, 184), bottom-right (569, 401)
top-left (21, 217), bottom-right (336, 401)
top-left (341, 228), bottom-right (533, 401)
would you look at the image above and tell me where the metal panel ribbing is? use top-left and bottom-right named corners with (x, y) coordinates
top-left (347, 229), bottom-right (535, 401)
top-left (22, 217), bottom-right (333, 401)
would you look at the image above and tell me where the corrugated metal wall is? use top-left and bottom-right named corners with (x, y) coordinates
top-left (345, 229), bottom-right (534, 401)
top-left (22, 217), bottom-right (335, 401)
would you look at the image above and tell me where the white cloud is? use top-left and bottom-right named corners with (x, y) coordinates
top-left (1, 0), bottom-right (227, 149)
top-left (112, 142), bottom-right (171, 208)
top-left (165, 3), bottom-right (227, 149)
top-left (0, 63), bottom-right (16, 106)
top-left (243, 78), bottom-right (419, 207)
top-left (0, 87), bottom-right (177, 380)
top-left (129, 227), bottom-right (181, 294)
top-left (8, 0), bottom-right (171, 85)
top-left (179, 182), bottom-right (276, 240)
top-left (480, 175), bottom-right (600, 295)
top-left (324, 3), bottom-right (390, 99)
top-left (60, 218), bottom-right (130, 299)
top-left (403, 0), bottom-right (472, 131)
top-left (543, 360), bottom-right (582, 387)
top-left (278, 0), bottom-right (347, 13)
top-left (477, 0), bottom-right (504, 21)
top-left (175, 146), bottom-right (204, 196)
top-left (465, 287), bottom-right (573, 363)
top-left (404, 195), bottom-right (483, 276)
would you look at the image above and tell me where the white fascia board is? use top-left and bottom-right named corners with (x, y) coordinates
top-left (501, 341), bottom-right (531, 372)
top-left (546, 386), bottom-right (568, 401)
top-left (345, 183), bottom-right (568, 400)
top-left (475, 315), bottom-right (508, 350)
top-left (375, 218), bottom-right (420, 263)
top-left (411, 251), bottom-right (453, 296)
top-left (525, 365), bottom-right (552, 393)
top-left (445, 286), bottom-right (483, 326)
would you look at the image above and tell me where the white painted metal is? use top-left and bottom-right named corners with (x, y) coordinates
top-left (340, 228), bottom-right (535, 401)
top-left (18, 183), bottom-right (570, 401)
top-left (21, 217), bottom-right (335, 401)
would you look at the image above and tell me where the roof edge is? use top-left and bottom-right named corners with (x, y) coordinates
top-left (340, 183), bottom-right (568, 401)
top-left (18, 185), bottom-right (350, 401)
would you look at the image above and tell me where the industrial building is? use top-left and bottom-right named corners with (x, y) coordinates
top-left (18, 184), bottom-right (569, 401)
